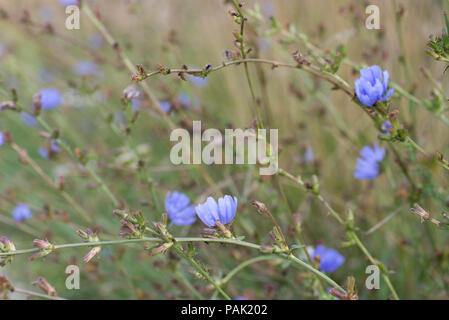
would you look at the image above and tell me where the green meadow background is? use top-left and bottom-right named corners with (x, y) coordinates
top-left (1, 0), bottom-right (449, 299)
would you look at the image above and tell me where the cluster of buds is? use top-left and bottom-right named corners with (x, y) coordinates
top-left (377, 109), bottom-right (407, 142)
top-left (329, 276), bottom-right (359, 300)
top-left (292, 50), bottom-right (311, 66)
top-left (146, 213), bottom-right (174, 256)
top-left (228, 7), bottom-right (243, 25)
top-left (0, 237), bottom-right (16, 267)
top-left (267, 227), bottom-right (289, 253)
top-left (200, 222), bottom-right (234, 240)
top-left (251, 200), bottom-right (289, 253)
top-left (114, 209), bottom-right (147, 239)
top-left (30, 239), bottom-right (54, 261)
top-left (77, 228), bottom-right (102, 263)
top-left (185, 64), bottom-right (213, 80)
top-left (122, 84), bottom-right (140, 104)
top-left (215, 221), bottom-right (233, 239)
top-left (131, 64), bottom-right (149, 81)
top-left (426, 13), bottom-right (449, 64)
top-left (223, 49), bottom-right (241, 62)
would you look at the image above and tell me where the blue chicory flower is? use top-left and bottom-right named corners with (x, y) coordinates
top-left (381, 121), bottom-right (393, 133)
top-left (88, 33), bottom-right (104, 50)
top-left (262, 2), bottom-right (276, 17)
top-left (0, 132), bottom-right (4, 146)
top-left (257, 37), bottom-right (271, 53)
top-left (188, 74), bottom-right (208, 87)
top-left (73, 60), bottom-right (99, 76)
top-left (159, 101), bottom-right (171, 113)
top-left (177, 93), bottom-right (191, 106)
top-left (195, 195), bottom-right (237, 227)
top-left (355, 65), bottom-right (394, 107)
top-left (177, 93), bottom-right (199, 108)
top-left (21, 112), bottom-right (38, 127)
top-left (39, 139), bottom-right (61, 159)
top-left (39, 88), bottom-right (62, 110)
top-left (131, 98), bottom-right (142, 111)
top-left (354, 143), bottom-right (386, 180)
top-left (12, 204), bottom-right (32, 222)
top-left (304, 146), bottom-right (314, 164)
top-left (165, 191), bottom-right (196, 226)
top-left (59, 0), bottom-right (78, 6)
top-left (39, 6), bottom-right (55, 22)
top-left (311, 244), bottom-right (345, 273)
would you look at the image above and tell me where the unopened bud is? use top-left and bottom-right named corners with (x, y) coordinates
top-left (32, 277), bottom-right (56, 296)
top-left (149, 242), bottom-right (173, 256)
top-left (83, 246), bottom-right (102, 263)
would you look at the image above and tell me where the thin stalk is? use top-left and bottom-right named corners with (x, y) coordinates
top-left (9, 142), bottom-right (92, 223)
top-left (278, 167), bottom-right (400, 299)
top-left (0, 236), bottom-right (345, 294)
top-left (231, 0), bottom-right (264, 129)
top-left (13, 288), bottom-right (66, 300)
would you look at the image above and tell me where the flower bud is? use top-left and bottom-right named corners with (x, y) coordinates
top-left (33, 239), bottom-right (53, 251)
top-left (32, 277), bottom-right (56, 296)
top-left (149, 242), bottom-right (173, 256)
top-left (83, 246), bottom-right (102, 263)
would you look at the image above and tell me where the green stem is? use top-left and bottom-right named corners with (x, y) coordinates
top-left (231, 0), bottom-right (264, 129)
top-left (1, 236), bottom-right (345, 294)
top-left (278, 167), bottom-right (400, 299)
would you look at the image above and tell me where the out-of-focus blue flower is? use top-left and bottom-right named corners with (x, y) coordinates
top-left (12, 204), bottom-right (32, 222)
top-left (311, 244), bottom-right (344, 273)
top-left (114, 111), bottom-right (127, 126)
top-left (165, 191), bottom-right (196, 226)
top-left (159, 101), bottom-right (171, 113)
top-left (195, 195), bottom-right (237, 227)
top-left (0, 132), bottom-right (4, 146)
top-left (381, 121), bottom-right (393, 133)
top-left (73, 60), bottom-right (99, 76)
top-left (257, 37), bottom-right (271, 53)
top-left (39, 69), bottom-right (53, 83)
top-left (262, 2), bottom-right (276, 16)
top-left (188, 74), bottom-right (208, 87)
top-left (354, 143), bottom-right (386, 180)
top-left (39, 139), bottom-right (60, 159)
top-left (21, 112), bottom-right (38, 127)
top-left (88, 33), bottom-right (104, 50)
top-left (304, 146), bottom-right (314, 164)
top-left (177, 93), bottom-right (191, 106)
top-left (355, 65), bottom-right (394, 107)
top-left (39, 148), bottom-right (49, 159)
top-left (59, 0), bottom-right (78, 5)
top-left (177, 93), bottom-right (200, 108)
top-left (39, 88), bottom-right (62, 110)
top-left (39, 6), bottom-right (55, 22)
top-left (131, 98), bottom-right (142, 111)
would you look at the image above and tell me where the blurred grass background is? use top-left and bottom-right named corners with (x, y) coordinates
top-left (1, 0), bottom-right (449, 299)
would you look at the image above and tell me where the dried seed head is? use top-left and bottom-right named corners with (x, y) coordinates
top-left (250, 200), bottom-right (267, 215)
top-left (32, 277), bottom-right (56, 296)
top-left (410, 203), bottom-right (430, 223)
